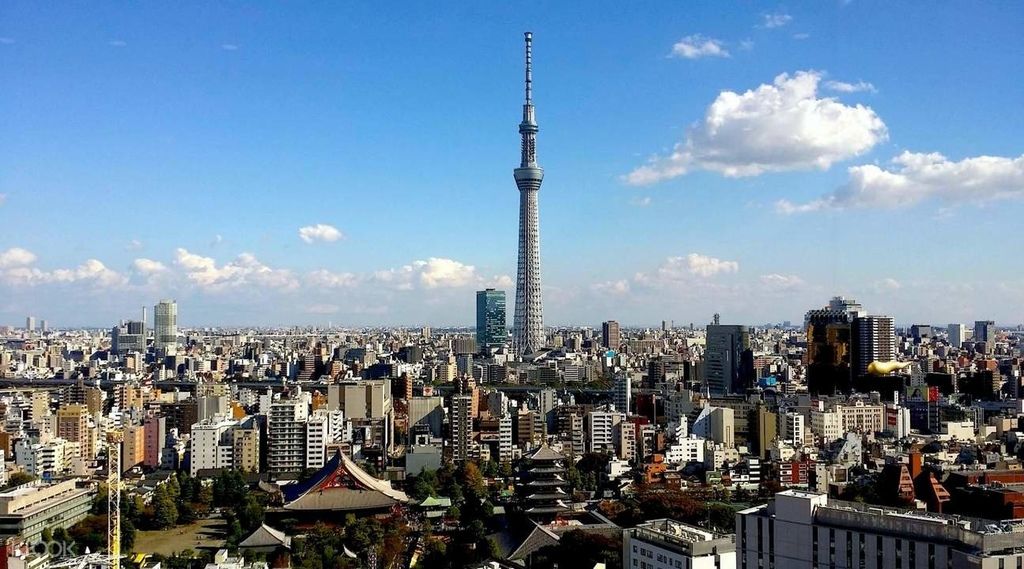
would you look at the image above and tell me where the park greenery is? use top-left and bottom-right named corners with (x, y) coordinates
top-left (59, 469), bottom-right (266, 557)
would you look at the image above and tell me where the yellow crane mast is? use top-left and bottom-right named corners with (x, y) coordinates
top-left (107, 430), bottom-right (122, 569)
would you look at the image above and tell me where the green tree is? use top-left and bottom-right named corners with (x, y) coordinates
top-left (229, 494), bottom-right (265, 536)
top-left (410, 469), bottom-right (439, 501)
top-left (152, 486), bottom-right (179, 529)
top-left (2, 472), bottom-right (36, 490)
top-left (67, 515), bottom-right (106, 552)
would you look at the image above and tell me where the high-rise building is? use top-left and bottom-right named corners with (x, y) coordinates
top-left (852, 315), bottom-right (895, 377)
top-left (828, 296), bottom-right (864, 318)
top-left (451, 394), bottom-right (474, 462)
top-left (476, 289), bottom-right (507, 349)
top-left (909, 324), bottom-right (932, 342)
top-left (601, 320), bottom-right (620, 351)
top-left (586, 409), bottom-right (623, 455)
top-left (112, 320), bottom-right (146, 355)
top-left (751, 405), bottom-right (777, 459)
top-left (143, 415), bottom-right (166, 468)
top-left (24, 317), bottom-right (35, 333)
top-left (780, 411), bottom-right (806, 447)
top-left (452, 337), bottom-right (477, 355)
top-left (408, 396), bottom-right (444, 438)
top-left (947, 323), bottom-right (966, 348)
top-left (613, 375), bottom-right (631, 415)
top-left (267, 400), bottom-right (308, 476)
top-left (498, 413), bottom-right (513, 465)
top-left (154, 299), bottom-right (178, 354)
top-left (56, 404), bottom-right (94, 461)
top-left (974, 320), bottom-right (996, 352)
top-left (705, 315), bottom-right (753, 395)
top-left (512, 32), bottom-right (545, 357)
top-left (805, 309), bottom-right (852, 395)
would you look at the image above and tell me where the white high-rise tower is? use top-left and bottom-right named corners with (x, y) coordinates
top-left (513, 32), bottom-right (545, 356)
top-left (154, 299), bottom-right (178, 354)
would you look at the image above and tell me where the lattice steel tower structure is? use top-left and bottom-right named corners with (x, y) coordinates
top-left (513, 31), bottom-right (545, 356)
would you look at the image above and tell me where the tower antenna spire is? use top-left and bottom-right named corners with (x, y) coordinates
top-left (524, 31), bottom-right (533, 105)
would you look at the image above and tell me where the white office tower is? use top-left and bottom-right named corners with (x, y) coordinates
top-left (624, 519), bottom-right (736, 569)
top-left (781, 411), bottom-right (806, 448)
top-left (306, 411), bottom-right (331, 470)
top-left (498, 413), bottom-right (513, 465)
top-left (154, 299), bottom-right (178, 355)
top-left (189, 418), bottom-right (236, 476)
top-left (267, 400), bottom-right (309, 476)
top-left (302, 409), bottom-right (348, 466)
top-left (737, 490), bottom-right (1024, 569)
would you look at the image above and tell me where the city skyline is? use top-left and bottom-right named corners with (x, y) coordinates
top-left (2, 4), bottom-right (1024, 326)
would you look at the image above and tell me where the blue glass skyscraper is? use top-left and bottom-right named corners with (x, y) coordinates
top-left (476, 288), bottom-right (507, 349)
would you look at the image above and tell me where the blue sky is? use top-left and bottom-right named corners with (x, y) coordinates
top-left (1, 2), bottom-right (1023, 327)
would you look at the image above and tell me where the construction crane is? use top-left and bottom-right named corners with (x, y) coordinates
top-left (107, 430), bottom-right (122, 569)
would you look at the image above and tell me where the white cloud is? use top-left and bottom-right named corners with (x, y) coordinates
top-left (484, 274), bottom-right (514, 288)
top-left (761, 12), bottom-right (793, 28)
top-left (298, 224), bottom-right (344, 244)
top-left (50, 259), bottom-right (128, 288)
top-left (591, 280), bottom-right (631, 295)
top-left (306, 269), bottom-right (359, 288)
top-left (0, 248), bottom-right (37, 269)
top-left (414, 258), bottom-right (478, 288)
top-left (1, 252), bottom-right (127, 288)
top-left (636, 254), bottom-right (739, 284)
top-left (221, 44), bottom-right (239, 51)
top-left (371, 257), bottom-right (507, 291)
top-left (630, 196), bottom-right (652, 207)
top-left (824, 79), bottom-right (877, 93)
top-left (132, 258), bottom-right (167, 275)
top-left (670, 35), bottom-right (730, 59)
top-left (792, 33), bottom-right (810, 40)
top-left (777, 151), bottom-right (1024, 212)
top-left (304, 303), bottom-right (340, 315)
top-left (683, 253), bottom-right (739, 277)
top-left (625, 71), bottom-right (887, 185)
top-left (0, 267), bottom-right (49, 286)
top-left (174, 248), bottom-right (298, 291)
top-left (875, 277), bottom-right (902, 291)
top-left (0, 194), bottom-right (7, 206)
top-left (760, 273), bottom-right (805, 289)
top-left (774, 200), bottom-right (828, 215)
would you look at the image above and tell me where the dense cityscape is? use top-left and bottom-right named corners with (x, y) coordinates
top-left (3, 4), bottom-right (1024, 569)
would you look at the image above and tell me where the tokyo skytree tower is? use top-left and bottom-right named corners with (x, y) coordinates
top-left (512, 32), bottom-right (545, 356)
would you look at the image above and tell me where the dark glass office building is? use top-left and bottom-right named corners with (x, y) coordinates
top-left (476, 289), bottom-right (507, 349)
